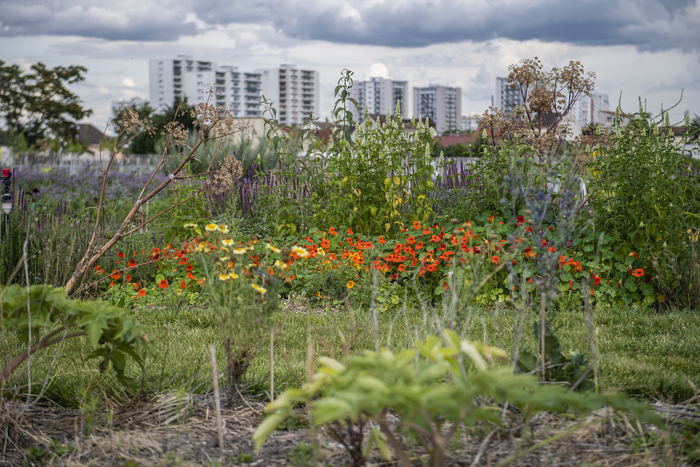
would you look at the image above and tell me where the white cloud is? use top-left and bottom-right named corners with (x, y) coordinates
top-left (121, 77), bottom-right (135, 88)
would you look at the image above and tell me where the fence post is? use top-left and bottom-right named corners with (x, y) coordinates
top-left (1, 168), bottom-right (12, 242)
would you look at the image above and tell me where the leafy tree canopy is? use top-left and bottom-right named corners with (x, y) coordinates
top-left (0, 60), bottom-right (92, 149)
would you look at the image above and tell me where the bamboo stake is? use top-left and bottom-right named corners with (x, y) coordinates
top-left (269, 327), bottom-right (274, 402)
top-left (209, 345), bottom-right (225, 449)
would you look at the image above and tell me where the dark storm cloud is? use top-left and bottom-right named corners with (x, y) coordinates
top-left (192, 0), bottom-right (699, 51)
top-left (0, 0), bottom-right (198, 41)
top-left (1, 0), bottom-right (697, 51)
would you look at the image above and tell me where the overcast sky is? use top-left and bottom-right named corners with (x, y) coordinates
top-left (1, 0), bottom-right (699, 130)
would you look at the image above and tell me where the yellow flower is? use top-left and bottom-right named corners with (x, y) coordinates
top-left (318, 248), bottom-right (326, 257)
top-left (232, 247), bottom-right (247, 255)
top-left (219, 274), bottom-right (232, 281)
top-left (196, 242), bottom-right (210, 252)
top-left (184, 223), bottom-right (198, 229)
top-left (274, 260), bottom-right (288, 270)
top-left (251, 284), bottom-right (267, 294)
top-left (266, 243), bottom-right (281, 254)
top-left (229, 272), bottom-right (239, 279)
top-left (220, 225), bottom-right (230, 234)
top-left (221, 239), bottom-right (234, 247)
top-left (291, 246), bottom-right (309, 258)
top-left (347, 280), bottom-right (354, 289)
top-left (205, 224), bottom-right (219, 232)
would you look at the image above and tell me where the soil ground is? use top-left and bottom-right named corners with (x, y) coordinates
top-left (2, 392), bottom-right (699, 467)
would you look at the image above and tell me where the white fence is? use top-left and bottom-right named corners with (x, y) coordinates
top-left (7, 152), bottom-right (163, 175)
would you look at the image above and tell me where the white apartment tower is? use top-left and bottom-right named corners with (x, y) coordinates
top-left (149, 56), bottom-right (218, 112)
top-left (413, 85), bottom-right (462, 134)
top-left (261, 65), bottom-right (320, 126)
top-left (150, 58), bottom-right (319, 119)
top-left (354, 77), bottom-right (409, 122)
top-left (494, 77), bottom-right (523, 113)
top-left (570, 92), bottom-right (610, 126)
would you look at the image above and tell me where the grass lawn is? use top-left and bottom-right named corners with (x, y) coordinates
top-left (7, 298), bottom-right (699, 407)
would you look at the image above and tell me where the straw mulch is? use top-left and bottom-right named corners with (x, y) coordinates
top-left (1, 392), bottom-right (698, 466)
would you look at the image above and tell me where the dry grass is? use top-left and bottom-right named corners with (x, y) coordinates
top-left (1, 391), bottom-right (698, 466)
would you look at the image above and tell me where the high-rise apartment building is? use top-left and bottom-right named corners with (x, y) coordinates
top-left (354, 77), bottom-right (409, 122)
top-left (494, 77), bottom-right (523, 113)
top-left (149, 58), bottom-right (318, 120)
top-left (570, 92), bottom-right (610, 126)
top-left (413, 85), bottom-right (462, 134)
top-left (261, 65), bottom-right (320, 126)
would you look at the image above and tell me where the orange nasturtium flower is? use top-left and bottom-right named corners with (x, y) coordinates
top-left (128, 260), bottom-right (137, 267)
top-left (631, 268), bottom-right (645, 278)
top-left (138, 289), bottom-right (147, 297)
top-left (180, 280), bottom-right (187, 290)
top-left (413, 221), bottom-right (422, 230)
top-left (346, 280), bottom-right (355, 289)
top-left (117, 251), bottom-right (125, 258)
top-left (110, 270), bottom-right (121, 280)
top-left (159, 279), bottom-right (169, 289)
top-left (126, 274), bottom-right (132, 282)
top-left (491, 255), bottom-right (500, 265)
top-left (328, 227), bottom-right (337, 236)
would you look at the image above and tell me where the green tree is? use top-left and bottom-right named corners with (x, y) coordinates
top-left (0, 60), bottom-right (92, 149)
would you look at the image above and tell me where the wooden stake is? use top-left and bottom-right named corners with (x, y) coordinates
top-left (209, 345), bottom-right (225, 449)
top-left (269, 327), bottom-right (275, 402)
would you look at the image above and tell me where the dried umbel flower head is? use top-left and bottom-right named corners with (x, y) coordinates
top-left (163, 121), bottom-right (189, 147)
top-left (207, 154), bottom-right (243, 195)
top-left (116, 107), bottom-right (153, 135)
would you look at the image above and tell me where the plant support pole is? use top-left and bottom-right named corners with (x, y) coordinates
top-left (209, 345), bottom-right (225, 449)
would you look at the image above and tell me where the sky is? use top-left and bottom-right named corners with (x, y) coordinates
top-left (1, 0), bottom-right (699, 131)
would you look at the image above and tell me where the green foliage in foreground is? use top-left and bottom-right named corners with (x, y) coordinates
top-left (0, 285), bottom-right (152, 388)
top-left (254, 330), bottom-right (660, 466)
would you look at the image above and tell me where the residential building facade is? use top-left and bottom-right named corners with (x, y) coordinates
top-left (494, 77), bottom-right (523, 113)
top-left (150, 58), bottom-right (319, 120)
top-left (261, 65), bottom-right (321, 126)
top-left (413, 85), bottom-right (462, 134)
top-left (570, 92), bottom-right (610, 126)
top-left (354, 77), bottom-right (409, 122)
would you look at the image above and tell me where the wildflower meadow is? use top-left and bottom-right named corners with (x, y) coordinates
top-left (1, 59), bottom-right (700, 466)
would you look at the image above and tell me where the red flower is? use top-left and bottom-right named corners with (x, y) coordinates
top-left (415, 241), bottom-right (423, 250)
top-left (321, 238), bottom-right (330, 249)
top-left (159, 279), bottom-right (169, 289)
top-left (110, 270), bottom-right (121, 280)
top-left (487, 215), bottom-right (495, 222)
top-left (413, 221), bottom-right (422, 230)
top-left (347, 228), bottom-right (354, 235)
top-left (179, 257), bottom-right (189, 265)
top-left (128, 260), bottom-right (137, 267)
top-left (548, 247), bottom-right (556, 254)
top-left (517, 215), bottom-right (524, 223)
top-left (423, 228), bottom-right (432, 235)
top-left (180, 280), bottom-right (187, 290)
top-left (430, 235), bottom-right (441, 243)
top-left (631, 268), bottom-right (645, 278)
top-left (186, 264), bottom-right (193, 272)
top-left (187, 272), bottom-right (196, 280)
top-left (329, 227), bottom-right (337, 236)
top-left (378, 236), bottom-right (386, 244)
top-left (117, 252), bottom-right (125, 258)
top-left (491, 255), bottom-right (500, 264)
top-left (138, 289), bottom-right (147, 297)
top-left (406, 236), bottom-right (416, 244)
top-left (126, 274), bottom-right (132, 282)
top-left (629, 251), bottom-right (639, 259)
top-left (398, 264), bottom-right (407, 272)
top-left (442, 281), bottom-right (448, 291)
